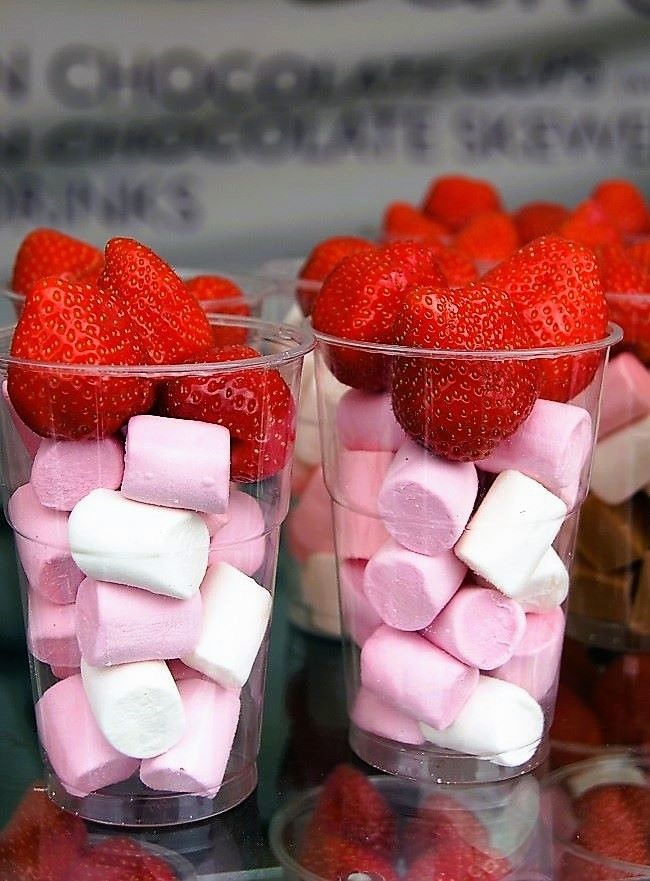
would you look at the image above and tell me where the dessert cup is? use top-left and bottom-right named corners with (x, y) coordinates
top-left (0, 315), bottom-right (313, 826)
top-left (313, 324), bottom-right (621, 783)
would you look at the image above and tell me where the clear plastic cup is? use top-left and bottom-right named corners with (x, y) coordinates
top-left (313, 324), bottom-right (621, 783)
top-left (0, 315), bottom-right (312, 826)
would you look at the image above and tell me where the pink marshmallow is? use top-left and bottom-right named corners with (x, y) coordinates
top-left (598, 352), bottom-right (650, 438)
top-left (336, 449), bottom-right (393, 515)
top-left (208, 490), bottom-right (266, 576)
top-left (337, 390), bottom-right (407, 451)
top-left (36, 674), bottom-right (139, 797)
top-left (50, 665), bottom-right (80, 679)
top-left (31, 435), bottom-right (124, 512)
top-left (421, 585), bottom-right (527, 670)
top-left (167, 659), bottom-right (209, 681)
top-left (8, 484), bottom-right (84, 604)
top-left (2, 379), bottom-right (40, 457)
top-left (360, 625), bottom-right (479, 730)
top-left (287, 468), bottom-right (334, 562)
top-left (477, 399), bottom-right (592, 509)
top-left (122, 414), bottom-right (230, 514)
top-left (336, 506), bottom-right (390, 560)
top-left (27, 590), bottom-right (81, 668)
top-left (75, 577), bottom-right (203, 667)
top-left (377, 439), bottom-right (478, 556)
top-left (492, 607), bottom-right (565, 700)
top-left (140, 678), bottom-right (240, 795)
top-left (338, 559), bottom-right (382, 646)
top-left (363, 539), bottom-right (466, 631)
top-left (351, 686), bottom-right (425, 745)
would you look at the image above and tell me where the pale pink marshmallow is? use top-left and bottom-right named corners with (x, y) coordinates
top-left (27, 590), bottom-right (81, 668)
top-left (2, 379), bottom-right (40, 457)
top-left (50, 665), bottom-right (80, 679)
top-left (31, 435), bottom-right (124, 512)
top-left (167, 659), bottom-right (209, 681)
top-left (421, 586), bottom-right (526, 670)
top-left (360, 625), bottom-right (479, 730)
top-left (337, 390), bottom-right (407, 452)
top-left (121, 415), bottom-right (230, 514)
top-left (202, 509), bottom-right (230, 536)
top-left (492, 607), bottom-right (565, 701)
top-left (291, 459), bottom-right (315, 496)
top-left (140, 678), bottom-right (240, 795)
top-left (590, 414), bottom-right (650, 505)
top-left (476, 400), bottom-right (592, 510)
top-left (337, 449), bottom-right (393, 515)
top-left (336, 506), bottom-right (390, 560)
top-left (377, 439), bottom-right (478, 556)
top-left (8, 483), bottom-right (83, 604)
top-left (598, 352), bottom-right (650, 438)
top-left (351, 686), bottom-right (425, 745)
top-left (75, 577), bottom-right (203, 667)
top-left (287, 468), bottom-right (334, 562)
top-left (363, 539), bottom-right (467, 631)
top-left (338, 559), bottom-right (382, 646)
top-left (36, 674), bottom-right (139, 797)
top-left (208, 490), bottom-right (266, 576)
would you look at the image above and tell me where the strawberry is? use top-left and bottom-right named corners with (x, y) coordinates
top-left (421, 175), bottom-right (501, 231)
top-left (184, 274), bottom-right (250, 346)
top-left (628, 239), bottom-right (650, 271)
top-left (403, 793), bottom-right (490, 862)
top-left (590, 653), bottom-right (650, 745)
top-left (299, 831), bottom-right (398, 881)
top-left (157, 344), bottom-right (295, 482)
top-left (596, 243), bottom-right (650, 293)
top-left (483, 235), bottom-right (609, 401)
top-left (381, 202), bottom-right (449, 244)
top-left (404, 840), bottom-right (510, 881)
top-left (572, 785), bottom-right (650, 867)
top-left (72, 837), bottom-right (177, 881)
top-left (391, 282), bottom-right (539, 461)
top-left (98, 238), bottom-right (213, 364)
top-left (513, 201), bottom-right (569, 244)
top-left (297, 235), bottom-right (375, 316)
top-left (11, 228), bottom-right (104, 297)
top-left (453, 211), bottom-right (519, 263)
top-left (429, 246), bottom-right (478, 287)
top-left (7, 277), bottom-right (155, 439)
top-left (549, 683), bottom-right (604, 769)
top-left (0, 787), bottom-right (87, 881)
top-left (559, 199), bottom-right (622, 248)
top-left (311, 241), bottom-right (448, 391)
top-left (592, 179), bottom-right (649, 235)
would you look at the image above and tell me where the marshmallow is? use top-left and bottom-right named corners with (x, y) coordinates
top-left (121, 415), bottom-right (230, 514)
top-left (598, 352), bottom-right (650, 438)
top-left (182, 562), bottom-right (272, 689)
top-left (2, 379), bottom-right (40, 457)
top-left (300, 552), bottom-right (341, 637)
top-left (492, 608), bottom-right (565, 701)
top-left (68, 488), bottom-right (210, 599)
top-left (36, 675), bottom-right (139, 796)
top-left (360, 625), bottom-right (479, 730)
top-left (287, 468), bottom-right (334, 562)
top-left (477, 399), bottom-right (592, 510)
top-left (338, 559), bottom-right (383, 646)
top-left (337, 390), bottom-right (406, 452)
top-left (31, 435), bottom-right (125, 512)
top-left (81, 657), bottom-right (185, 759)
top-left (517, 548), bottom-right (569, 613)
top-left (351, 686), bottom-right (425, 745)
top-left (336, 449), bottom-right (393, 514)
top-left (363, 539), bottom-right (467, 631)
top-left (422, 586), bottom-right (526, 670)
top-left (377, 439), bottom-right (478, 556)
top-left (8, 484), bottom-right (84, 604)
top-left (75, 577), bottom-right (203, 667)
top-left (167, 659), bottom-right (209, 681)
top-left (294, 352), bottom-right (322, 467)
top-left (420, 676), bottom-right (544, 767)
top-left (27, 590), bottom-right (81, 668)
top-left (50, 665), bottom-right (80, 679)
top-left (590, 415), bottom-right (650, 505)
top-left (454, 471), bottom-right (567, 599)
top-left (336, 505), bottom-right (390, 560)
top-left (208, 489), bottom-right (266, 576)
top-left (140, 679), bottom-right (240, 795)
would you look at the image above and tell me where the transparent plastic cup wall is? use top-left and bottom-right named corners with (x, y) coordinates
top-left (0, 315), bottom-right (313, 826)
top-left (313, 325), bottom-right (621, 784)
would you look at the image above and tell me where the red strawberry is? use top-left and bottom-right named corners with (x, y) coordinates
top-left (483, 235), bottom-right (609, 401)
top-left (297, 235), bottom-right (375, 316)
top-left (381, 202), bottom-right (449, 244)
top-left (404, 840), bottom-right (510, 881)
top-left (72, 837), bottom-right (177, 881)
top-left (299, 831), bottom-right (398, 881)
top-left (311, 241), bottom-right (448, 391)
top-left (403, 793), bottom-right (490, 862)
top-left (429, 246), bottom-right (478, 287)
top-left (0, 787), bottom-right (87, 881)
top-left (596, 243), bottom-right (650, 293)
top-left (559, 199), bottom-right (622, 248)
top-left (157, 344), bottom-right (295, 481)
top-left (98, 238), bottom-right (213, 364)
top-left (592, 179), bottom-right (649, 235)
top-left (549, 683), bottom-right (604, 769)
top-left (572, 786), bottom-right (650, 866)
top-left (421, 175), bottom-right (501, 231)
top-left (513, 201), bottom-right (570, 244)
top-left (590, 653), bottom-right (650, 745)
top-left (453, 211), bottom-right (519, 263)
top-left (628, 239), bottom-right (650, 271)
top-left (184, 274), bottom-right (250, 346)
top-left (11, 228), bottom-right (104, 297)
top-left (7, 277), bottom-right (155, 439)
top-left (391, 282), bottom-right (539, 461)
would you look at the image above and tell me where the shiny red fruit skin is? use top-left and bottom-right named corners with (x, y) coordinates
top-left (11, 228), bottom-right (104, 297)
top-left (185, 274), bottom-right (250, 346)
top-left (297, 235), bottom-right (376, 316)
top-left (421, 174), bottom-right (502, 232)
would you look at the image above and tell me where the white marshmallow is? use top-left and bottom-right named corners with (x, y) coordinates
top-left (518, 548), bottom-right (569, 613)
top-left (182, 562), bottom-right (272, 689)
top-left (68, 489), bottom-right (209, 599)
top-left (454, 471), bottom-right (567, 600)
top-left (80, 658), bottom-right (185, 759)
top-left (420, 675), bottom-right (544, 767)
top-left (301, 552), bottom-right (341, 637)
top-left (590, 415), bottom-right (650, 505)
